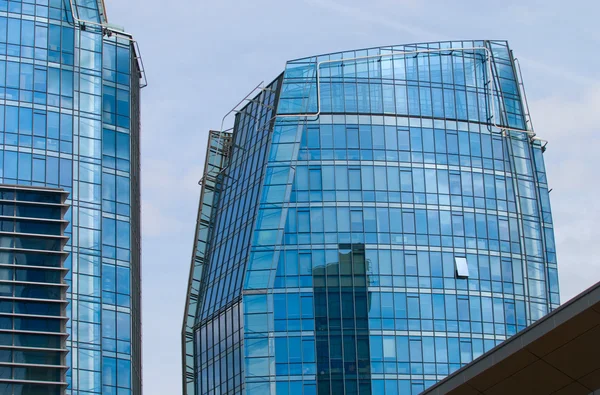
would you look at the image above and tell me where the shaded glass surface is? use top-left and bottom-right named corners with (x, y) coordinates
top-left (0, 186), bottom-right (68, 395)
top-left (186, 40), bottom-right (558, 395)
top-left (0, 1), bottom-right (142, 393)
top-left (183, 130), bottom-right (231, 394)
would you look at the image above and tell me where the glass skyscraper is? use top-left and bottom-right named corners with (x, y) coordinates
top-left (0, 1), bottom-right (144, 394)
top-left (183, 40), bottom-right (559, 395)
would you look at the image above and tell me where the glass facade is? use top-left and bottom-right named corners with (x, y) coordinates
top-left (184, 40), bottom-right (559, 395)
top-left (0, 1), bottom-right (144, 394)
top-left (0, 185), bottom-right (69, 395)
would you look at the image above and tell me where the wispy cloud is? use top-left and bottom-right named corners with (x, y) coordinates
top-left (517, 55), bottom-right (600, 86)
top-left (302, 0), bottom-right (442, 42)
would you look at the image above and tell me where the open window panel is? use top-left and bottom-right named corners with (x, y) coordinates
top-left (455, 257), bottom-right (469, 278)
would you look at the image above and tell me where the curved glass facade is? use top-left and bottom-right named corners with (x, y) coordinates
top-left (0, 1), bottom-right (143, 394)
top-left (185, 40), bottom-right (558, 395)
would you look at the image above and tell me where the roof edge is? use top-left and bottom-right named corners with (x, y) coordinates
top-left (286, 39), bottom-right (510, 63)
top-left (422, 281), bottom-right (600, 394)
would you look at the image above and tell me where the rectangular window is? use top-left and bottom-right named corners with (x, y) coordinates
top-left (455, 257), bottom-right (469, 278)
top-left (350, 210), bottom-right (363, 232)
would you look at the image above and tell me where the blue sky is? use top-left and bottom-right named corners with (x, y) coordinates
top-left (103, 0), bottom-right (600, 393)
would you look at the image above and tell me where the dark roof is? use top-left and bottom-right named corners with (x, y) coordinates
top-left (421, 282), bottom-right (600, 395)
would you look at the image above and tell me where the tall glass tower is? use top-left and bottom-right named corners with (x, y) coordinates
top-left (0, 1), bottom-right (144, 394)
top-left (183, 40), bottom-right (559, 395)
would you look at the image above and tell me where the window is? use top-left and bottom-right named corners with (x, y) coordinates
top-left (455, 257), bottom-right (469, 278)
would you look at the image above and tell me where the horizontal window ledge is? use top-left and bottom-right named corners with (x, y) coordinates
top-left (0, 264), bottom-right (69, 272)
top-left (0, 215), bottom-right (68, 224)
top-left (0, 313), bottom-right (68, 320)
top-left (0, 297), bottom-right (68, 304)
top-left (0, 362), bottom-right (68, 369)
top-left (0, 329), bottom-right (69, 337)
top-left (0, 247), bottom-right (69, 255)
top-left (0, 203), bottom-right (71, 209)
top-left (0, 185), bottom-right (69, 196)
top-left (0, 345), bottom-right (68, 352)
top-left (0, 231), bottom-right (68, 240)
top-left (0, 200), bottom-right (68, 209)
top-left (0, 280), bottom-right (68, 287)
top-left (0, 378), bottom-right (68, 386)
top-left (0, 197), bottom-right (69, 207)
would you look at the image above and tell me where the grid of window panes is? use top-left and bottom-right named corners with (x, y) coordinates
top-left (278, 40), bottom-right (525, 131)
top-left (0, 186), bottom-right (69, 395)
top-left (188, 40), bottom-right (557, 395)
top-left (72, 0), bottom-right (104, 23)
top-left (240, 40), bottom-right (557, 395)
top-left (183, 130), bottom-right (231, 395)
top-left (0, 1), bottom-right (141, 394)
top-left (128, 46), bottom-right (142, 395)
top-left (97, 32), bottom-right (136, 395)
top-left (530, 140), bottom-right (558, 310)
top-left (194, 302), bottom-right (243, 395)
top-left (196, 75), bottom-right (282, 321)
top-left (190, 76), bottom-right (281, 395)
